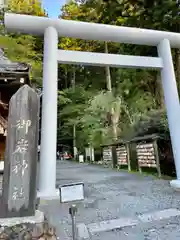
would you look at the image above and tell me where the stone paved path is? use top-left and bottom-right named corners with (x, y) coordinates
top-left (39, 161), bottom-right (180, 239)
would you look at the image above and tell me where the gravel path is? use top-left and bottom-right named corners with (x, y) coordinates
top-left (39, 161), bottom-right (180, 239)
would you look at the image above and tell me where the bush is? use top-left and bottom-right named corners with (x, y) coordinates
top-left (131, 109), bottom-right (169, 138)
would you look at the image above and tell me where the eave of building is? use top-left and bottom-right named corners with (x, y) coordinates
top-left (0, 48), bottom-right (31, 86)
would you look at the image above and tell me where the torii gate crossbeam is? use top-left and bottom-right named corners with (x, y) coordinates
top-left (4, 13), bottom-right (180, 198)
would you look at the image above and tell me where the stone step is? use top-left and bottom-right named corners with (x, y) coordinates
top-left (76, 208), bottom-right (180, 239)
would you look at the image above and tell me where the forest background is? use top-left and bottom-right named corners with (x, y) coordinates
top-left (1, 0), bottom-right (180, 161)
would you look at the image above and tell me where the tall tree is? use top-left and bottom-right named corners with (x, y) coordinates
top-left (105, 42), bottom-right (121, 140)
top-left (58, 0), bottom-right (179, 149)
top-left (8, 0), bottom-right (46, 16)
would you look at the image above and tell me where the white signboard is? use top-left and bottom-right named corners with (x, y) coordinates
top-left (59, 182), bottom-right (84, 203)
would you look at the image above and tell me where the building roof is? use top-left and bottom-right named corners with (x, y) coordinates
top-left (0, 48), bottom-right (30, 73)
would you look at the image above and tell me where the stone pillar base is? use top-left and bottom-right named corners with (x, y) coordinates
top-left (0, 210), bottom-right (44, 227)
top-left (37, 189), bottom-right (60, 200)
top-left (170, 180), bottom-right (180, 191)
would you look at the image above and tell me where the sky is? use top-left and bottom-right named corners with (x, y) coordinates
top-left (43, 0), bottom-right (67, 18)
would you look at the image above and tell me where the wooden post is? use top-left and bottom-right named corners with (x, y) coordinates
top-left (153, 140), bottom-right (161, 178)
top-left (0, 85), bottom-right (40, 218)
top-left (136, 143), bottom-right (142, 174)
top-left (126, 143), bottom-right (131, 172)
top-left (112, 145), bottom-right (117, 168)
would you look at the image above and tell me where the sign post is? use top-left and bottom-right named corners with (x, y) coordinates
top-left (69, 204), bottom-right (78, 240)
top-left (59, 182), bottom-right (84, 240)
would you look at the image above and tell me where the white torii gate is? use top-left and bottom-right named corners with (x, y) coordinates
top-left (4, 13), bottom-right (180, 198)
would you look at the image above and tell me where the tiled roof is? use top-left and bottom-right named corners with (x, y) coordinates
top-left (0, 48), bottom-right (30, 73)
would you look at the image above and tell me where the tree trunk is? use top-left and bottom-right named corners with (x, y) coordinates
top-left (112, 123), bottom-right (118, 140)
top-left (175, 49), bottom-right (180, 93)
top-left (65, 67), bottom-right (68, 89)
top-left (71, 66), bottom-right (77, 158)
top-left (105, 42), bottom-right (118, 140)
top-left (71, 66), bottom-right (76, 91)
top-left (105, 42), bottom-right (112, 92)
top-left (174, 11), bottom-right (180, 93)
top-left (111, 106), bottom-right (118, 140)
top-left (155, 72), bottom-right (164, 108)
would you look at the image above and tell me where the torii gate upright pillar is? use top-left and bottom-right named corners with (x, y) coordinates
top-left (158, 39), bottom-right (180, 188)
top-left (38, 26), bottom-right (58, 198)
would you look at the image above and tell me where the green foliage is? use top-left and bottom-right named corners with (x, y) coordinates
top-left (58, 0), bottom-right (179, 150)
top-left (8, 0), bottom-right (46, 16)
top-left (5, 0), bottom-right (176, 151)
top-left (0, 0), bottom-right (46, 86)
top-left (57, 86), bottom-right (95, 147)
top-left (128, 109), bottom-right (169, 139)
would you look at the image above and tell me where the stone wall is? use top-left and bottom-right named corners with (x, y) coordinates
top-left (0, 220), bottom-right (57, 239)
